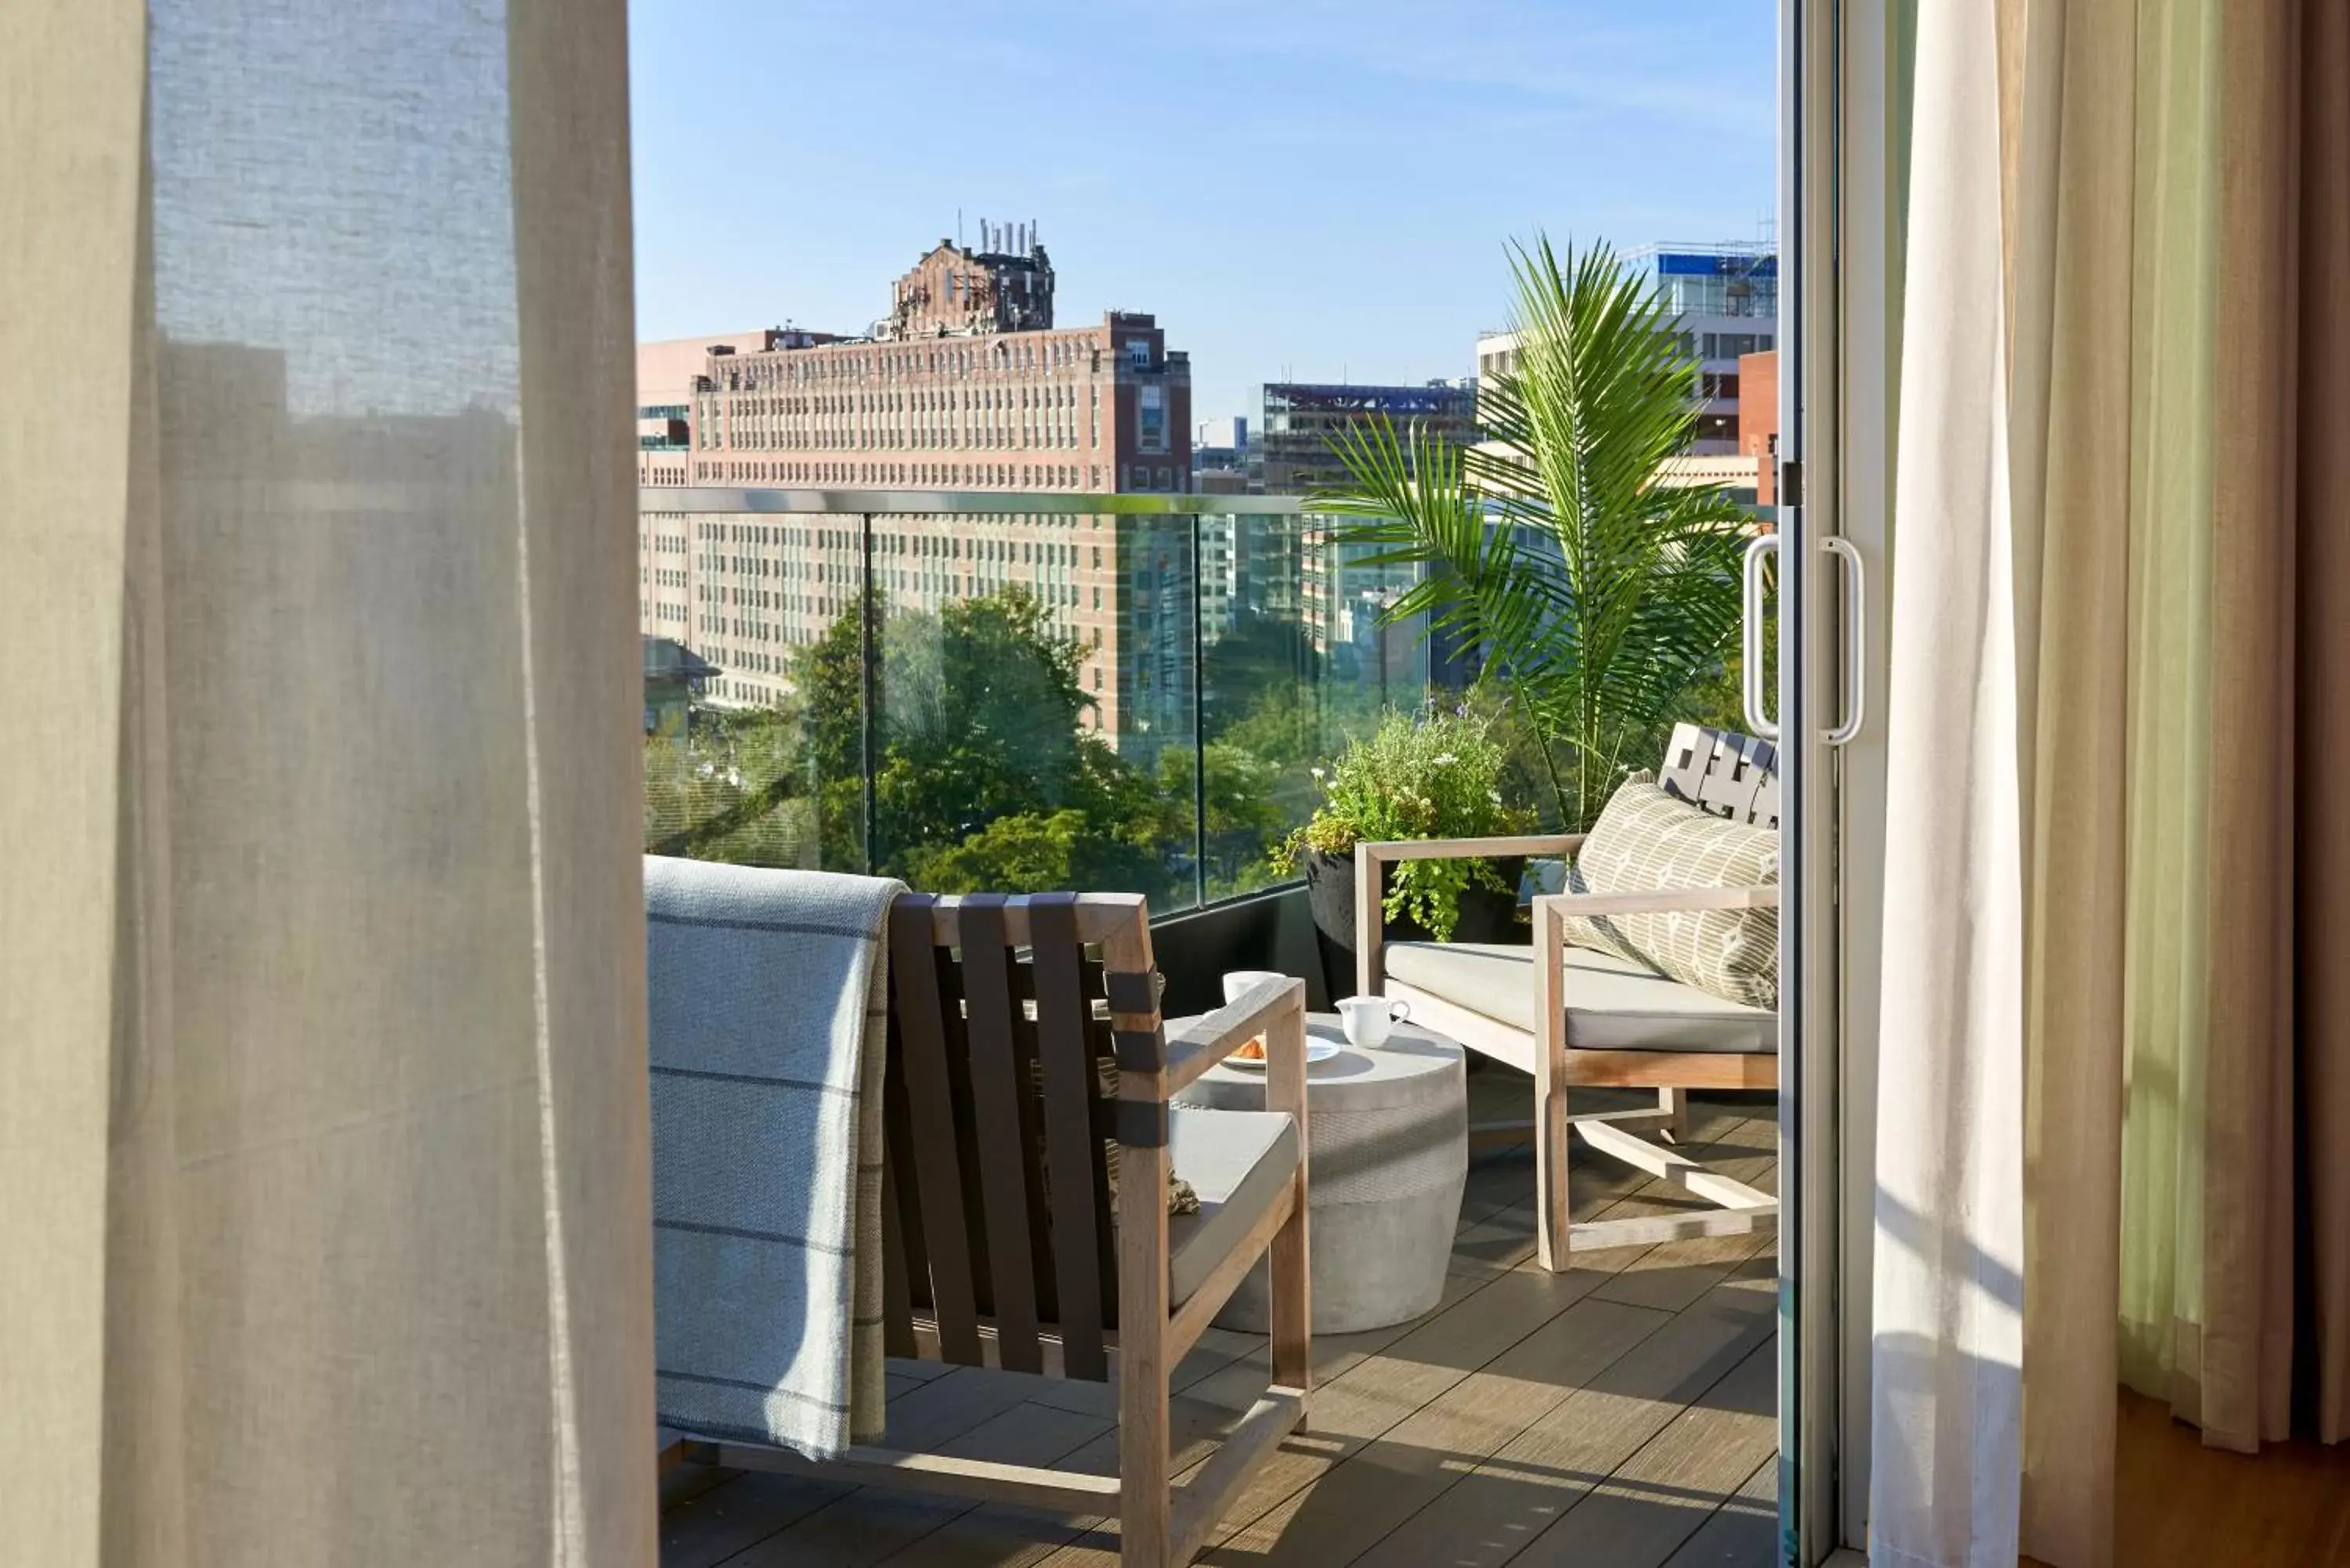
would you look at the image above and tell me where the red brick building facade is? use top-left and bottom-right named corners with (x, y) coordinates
top-left (637, 236), bottom-right (1194, 742)
top-left (1738, 349), bottom-right (1780, 506)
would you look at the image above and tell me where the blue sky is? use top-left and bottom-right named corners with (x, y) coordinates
top-left (629, 1), bottom-right (1776, 425)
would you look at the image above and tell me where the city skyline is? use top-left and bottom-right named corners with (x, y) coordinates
top-left (627, 0), bottom-right (1776, 425)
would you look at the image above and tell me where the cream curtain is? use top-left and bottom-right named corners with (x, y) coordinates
top-left (1877, 0), bottom-right (2350, 1564)
top-left (1, 2), bottom-right (655, 1564)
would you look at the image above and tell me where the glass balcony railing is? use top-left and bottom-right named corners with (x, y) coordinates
top-left (638, 487), bottom-right (1449, 916)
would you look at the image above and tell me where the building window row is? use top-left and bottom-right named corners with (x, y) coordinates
top-left (691, 459), bottom-right (1104, 490)
top-left (709, 336), bottom-right (1104, 393)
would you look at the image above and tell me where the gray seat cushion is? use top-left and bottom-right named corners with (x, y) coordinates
top-left (1166, 1107), bottom-right (1300, 1306)
top-left (1384, 941), bottom-right (1776, 1054)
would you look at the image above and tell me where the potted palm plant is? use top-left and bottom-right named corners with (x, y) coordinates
top-left (1318, 236), bottom-right (1754, 832)
top-left (1270, 706), bottom-right (1531, 993)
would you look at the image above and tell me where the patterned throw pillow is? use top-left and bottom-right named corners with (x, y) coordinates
top-left (1558, 774), bottom-right (1780, 1009)
top-left (1097, 1054), bottom-right (1202, 1217)
top-left (1034, 1052), bottom-right (1199, 1219)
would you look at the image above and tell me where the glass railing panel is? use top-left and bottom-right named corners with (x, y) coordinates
top-left (639, 506), bottom-right (865, 873)
top-left (862, 508), bottom-right (1200, 913)
top-left (642, 490), bottom-right (1429, 916)
top-left (1196, 511), bottom-right (1436, 902)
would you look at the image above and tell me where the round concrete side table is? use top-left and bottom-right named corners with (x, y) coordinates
top-left (1173, 1014), bottom-right (1467, 1334)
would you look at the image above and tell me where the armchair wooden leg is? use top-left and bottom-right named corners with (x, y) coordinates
top-left (1117, 1357), bottom-right (1173, 1568)
top-left (1269, 1180), bottom-right (1311, 1429)
top-left (1532, 898), bottom-right (1572, 1272)
top-left (1535, 1087), bottom-right (1571, 1270)
top-left (1658, 1086), bottom-right (1690, 1143)
top-left (1265, 999), bottom-right (1312, 1429)
top-left (1114, 992), bottom-right (1175, 1568)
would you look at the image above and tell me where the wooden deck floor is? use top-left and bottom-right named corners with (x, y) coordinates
top-left (661, 1073), bottom-right (1781, 1568)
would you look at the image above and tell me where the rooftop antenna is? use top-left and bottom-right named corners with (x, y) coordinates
top-left (957, 208), bottom-right (964, 247)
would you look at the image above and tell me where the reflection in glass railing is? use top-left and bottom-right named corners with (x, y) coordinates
top-left (638, 492), bottom-right (1436, 910)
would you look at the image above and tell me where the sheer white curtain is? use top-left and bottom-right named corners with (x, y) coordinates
top-left (1, 2), bottom-right (654, 1563)
top-left (1866, 3), bottom-right (2028, 1566)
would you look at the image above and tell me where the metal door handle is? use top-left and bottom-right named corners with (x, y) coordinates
top-left (1742, 534), bottom-right (1780, 739)
top-left (1823, 536), bottom-right (1865, 745)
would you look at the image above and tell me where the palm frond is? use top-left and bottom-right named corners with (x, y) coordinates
top-left (1311, 233), bottom-right (1752, 828)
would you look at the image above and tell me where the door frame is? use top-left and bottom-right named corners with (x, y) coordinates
top-left (1781, 1), bottom-right (1901, 1560)
top-left (1777, 0), bottom-right (1835, 1556)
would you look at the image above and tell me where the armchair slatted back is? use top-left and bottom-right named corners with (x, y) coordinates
top-left (879, 890), bottom-right (1160, 1383)
top-left (1658, 722), bottom-right (1781, 829)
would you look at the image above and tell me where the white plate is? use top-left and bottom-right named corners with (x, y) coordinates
top-left (1224, 1038), bottom-right (1345, 1071)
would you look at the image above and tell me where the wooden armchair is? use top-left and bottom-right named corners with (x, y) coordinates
top-left (1355, 724), bottom-right (1781, 1271)
top-left (667, 890), bottom-right (1312, 1568)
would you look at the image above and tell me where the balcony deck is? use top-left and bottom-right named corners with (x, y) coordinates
top-left (660, 1072), bottom-right (1781, 1568)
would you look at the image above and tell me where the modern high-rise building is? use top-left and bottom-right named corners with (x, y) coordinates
top-left (1252, 381), bottom-right (1478, 674)
top-left (1477, 241), bottom-right (1776, 457)
top-left (1192, 415), bottom-right (1250, 494)
top-left (1255, 381), bottom-right (1478, 497)
top-left (635, 231), bottom-right (1194, 748)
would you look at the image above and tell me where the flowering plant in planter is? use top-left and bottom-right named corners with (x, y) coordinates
top-left (1270, 705), bottom-right (1531, 941)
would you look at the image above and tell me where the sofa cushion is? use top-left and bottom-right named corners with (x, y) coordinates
top-left (1560, 775), bottom-right (1779, 1009)
top-left (1166, 1107), bottom-right (1300, 1306)
top-left (1384, 940), bottom-right (1775, 1054)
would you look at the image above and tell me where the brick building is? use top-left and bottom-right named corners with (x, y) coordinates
top-left (1738, 349), bottom-right (1780, 506)
top-left (636, 232), bottom-right (1193, 748)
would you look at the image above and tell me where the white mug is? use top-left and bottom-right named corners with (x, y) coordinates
top-left (1336, 995), bottom-right (1412, 1050)
top-left (1221, 970), bottom-right (1288, 1004)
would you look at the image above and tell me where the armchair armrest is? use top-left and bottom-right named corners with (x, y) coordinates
top-left (1162, 977), bottom-right (1307, 1097)
top-left (1531, 883), bottom-right (1778, 923)
top-left (1354, 833), bottom-right (1586, 866)
top-left (1355, 835), bottom-right (1588, 1001)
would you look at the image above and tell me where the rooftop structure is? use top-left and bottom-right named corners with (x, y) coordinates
top-left (880, 220), bottom-right (1054, 339)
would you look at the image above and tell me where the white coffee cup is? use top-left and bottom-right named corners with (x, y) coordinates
top-left (1221, 970), bottom-right (1288, 1004)
top-left (1336, 995), bottom-right (1412, 1050)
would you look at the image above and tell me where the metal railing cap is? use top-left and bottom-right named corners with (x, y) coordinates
top-left (639, 486), bottom-right (1310, 516)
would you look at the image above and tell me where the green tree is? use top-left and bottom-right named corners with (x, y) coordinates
top-left (1319, 237), bottom-right (1752, 829)
top-left (643, 703), bottom-right (833, 868)
top-left (1158, 740), bottom-right (1290, 899)
top-left (772, 584), bottom-right (1183, 901)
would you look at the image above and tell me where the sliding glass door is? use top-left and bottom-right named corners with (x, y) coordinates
top-left (1777, 2), bottom-right (1902, 1560)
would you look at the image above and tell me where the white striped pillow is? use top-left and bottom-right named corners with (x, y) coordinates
top-left (1560, 775), bottom-right (1779, 1010)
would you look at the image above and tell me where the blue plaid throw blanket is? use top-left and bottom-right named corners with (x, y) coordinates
top-left (646, 858), bottom-right (904, 1459)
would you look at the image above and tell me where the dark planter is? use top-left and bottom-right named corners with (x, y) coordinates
top-left (1303, 846), bottom-right (1527, 1001)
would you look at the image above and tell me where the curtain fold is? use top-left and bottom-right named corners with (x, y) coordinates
top-left (2114, 0), bottom-right (2218, 1433)
top-left (2008, 4), bottom-right (2136, 1563)
top-left (2193, 0), bottom-right (2301, 1456)
top-left (2298, 0), bottom-right (2350, 1451)
top-left (1868, 3), bottom-right (2028, 1564)
top-left (1, 7), bottom-right (150, 1563)
top-left (2, 2), bottom-right (654, 1563)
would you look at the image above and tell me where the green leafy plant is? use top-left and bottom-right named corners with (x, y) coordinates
top-left (1271, 706), bottom-right (1530, 940)
top-left (1317, 236), bottom-right (1753, 829)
